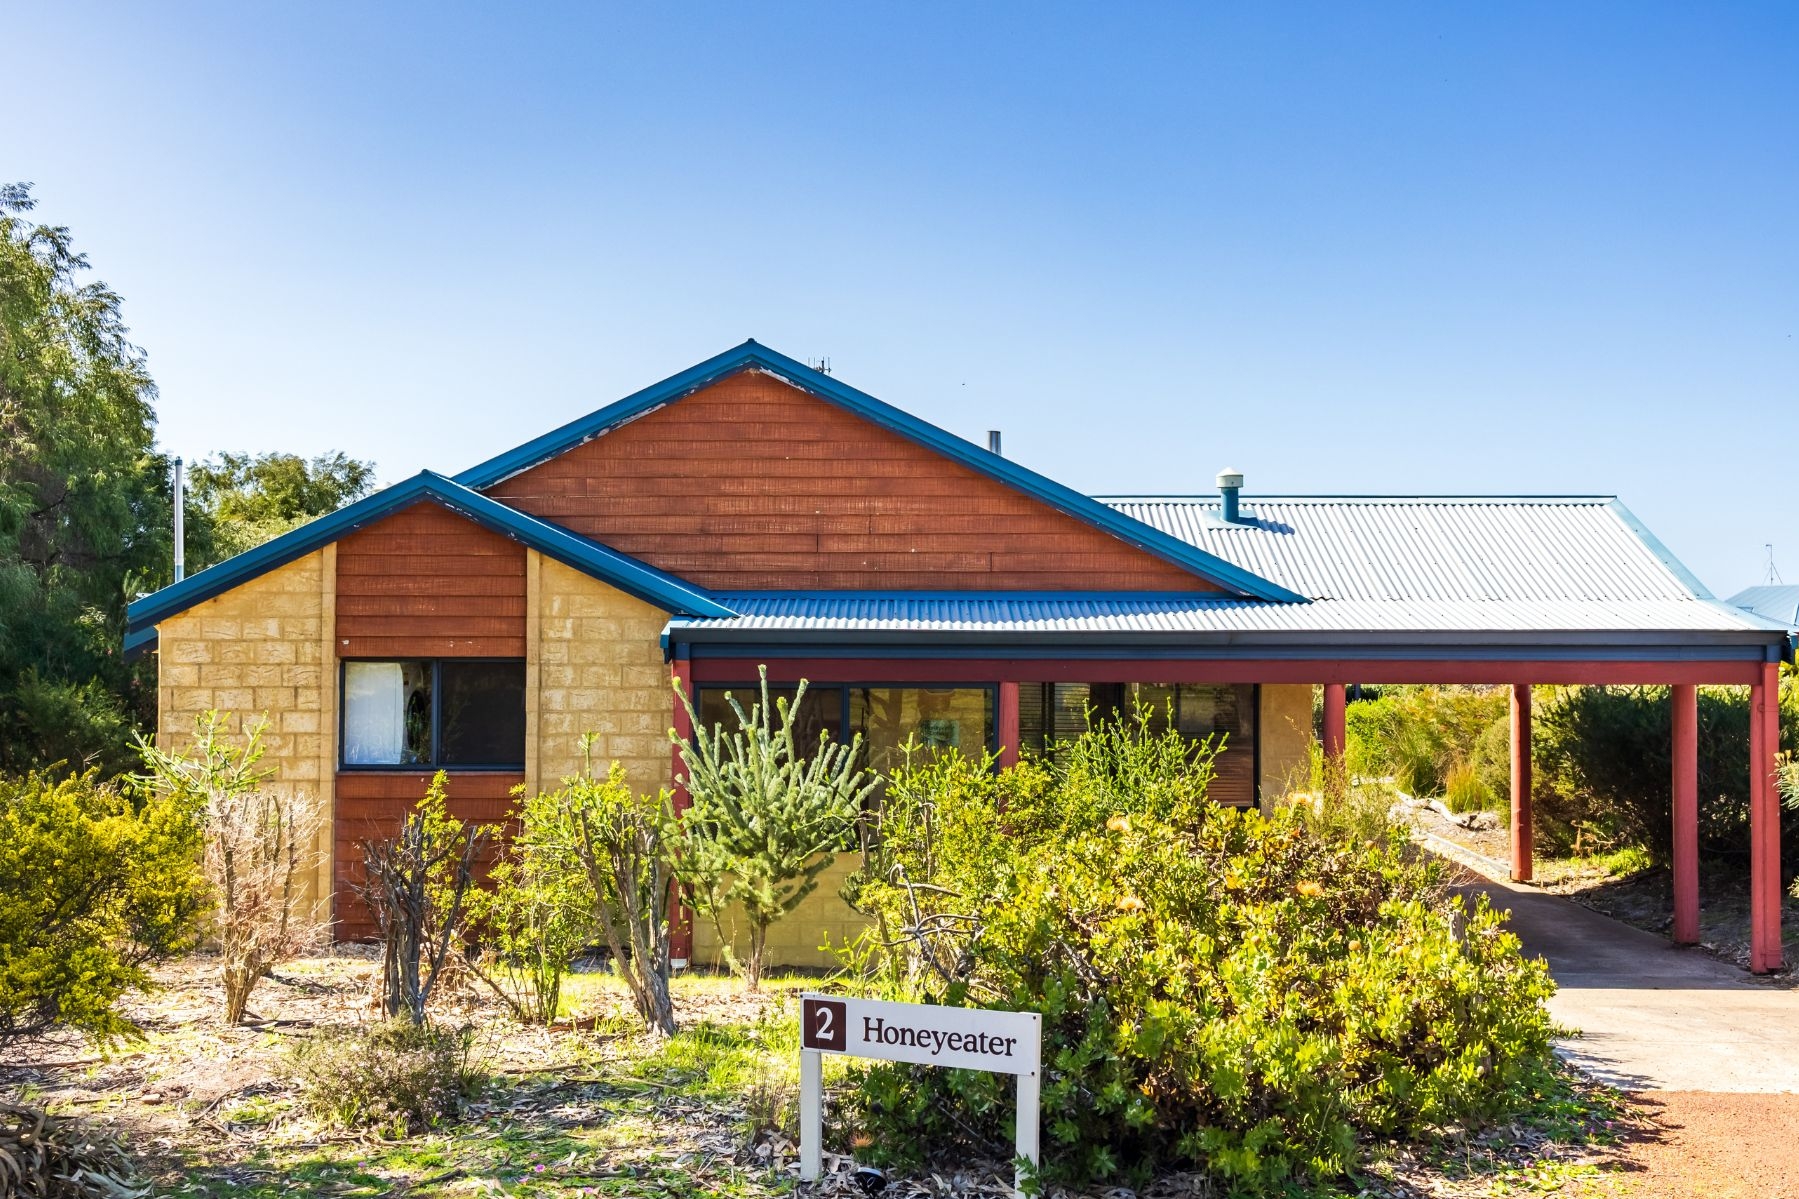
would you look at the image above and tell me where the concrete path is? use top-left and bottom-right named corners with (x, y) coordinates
top-left (1467, 874), bottom-right (1799, 1093)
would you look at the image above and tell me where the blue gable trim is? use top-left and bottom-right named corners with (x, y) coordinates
top-left (452, 340), bottom-right (1305, 603)
top-left (126, 471), bottom-right (735, 637)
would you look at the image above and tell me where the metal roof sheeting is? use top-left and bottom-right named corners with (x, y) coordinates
top-left (677, 498), bottom-right (1790, 640)
top-left (1098, 497), bottom-right (1698, 604)
top-left (1728, 585), bottom-right (1799, 631)
top-left (694, 593), bottom-right (1776, 635)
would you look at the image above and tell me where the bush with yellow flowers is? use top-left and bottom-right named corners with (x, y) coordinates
top-left (842, 719), bottom-right (1555, 1196)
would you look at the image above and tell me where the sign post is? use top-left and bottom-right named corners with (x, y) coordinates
top-left (798, 993), bottom-right (1041, 1197)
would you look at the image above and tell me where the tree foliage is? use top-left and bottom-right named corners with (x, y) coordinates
top-left (0, 768), bottom-right (203, 1049)
top-left (0, 182), bottom-right (169, 776)
top-left (671, 669), bottom-right (878, 990)
top-left (186, 450), bottom-right (375, 570)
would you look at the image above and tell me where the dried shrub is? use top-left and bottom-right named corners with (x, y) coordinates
top-left (289, 1019), bottom-right (481, 1135)
top-left (0, 1101), bottom-right (147, 1198)
top-left (358, 772), bottom-right (487, 1025)
top-left (137, 712), bottom-right (328, 1024)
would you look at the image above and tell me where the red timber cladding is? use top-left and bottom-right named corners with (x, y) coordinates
top-left (332, 502), bottom-right (528, 938)
top-left (332, 772), bottom-right (521, 940)
top-left (334, 500), bottom-right (527, 657)
top-left (486, 371), bottom-right (1217, 592)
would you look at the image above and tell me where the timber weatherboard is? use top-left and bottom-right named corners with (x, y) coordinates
top-left (450, 340), bottom-right (1305, 603)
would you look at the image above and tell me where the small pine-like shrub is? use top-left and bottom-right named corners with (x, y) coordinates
top-left (290, 1020), bottom-right (482, 1134)
top-left (845, 719), bottom-right (1557, 1196)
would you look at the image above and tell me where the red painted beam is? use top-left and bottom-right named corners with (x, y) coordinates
top-left (1322, 683), bottom-right (1347, 761)
top-left (1749, 662), bottom-right (1783, 974)
top-left (1671, 683), bottom-right (1700, 945)
top-left (668, 657), bottom-right (695, 966)
top-left (1510, 684), bottom-right (1534, 883)
top-left (690, 657), bottom-right (1767, 687)
top-left (997, 681), bottom-right (1021, 769)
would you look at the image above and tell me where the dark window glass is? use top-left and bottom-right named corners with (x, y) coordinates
top-left (1016, 681), bottom-right (1258, 805)
top-left (696, 685), bottom-right (843, 750)
top-left (342, 659), bottom-right (524, 769)
top-left (849, 687), bottom-right (993, 776)
top-left (440, 661), bottom-right (527, 766)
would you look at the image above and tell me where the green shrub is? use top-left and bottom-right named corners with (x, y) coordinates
top-left (290, 1020), bottom-right (482, 1134)
top-left (0, 769), bottom-right (203, 1047)
top-left (1344, 687), bottom-right (1508, 798)
top-left (1533, 683), bottom-right (1799, 862)
top-left (466, 781), bottom-right (596, 1026)
top-left (844, 721), bottom-right (1556, 1195)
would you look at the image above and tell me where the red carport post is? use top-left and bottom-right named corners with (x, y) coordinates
top-left (1510, 684), bottom-right (1534, 883)
top-left (997, 681), bottom-right (1021, 769)
top-left (669, 656), bottom-right (695, 967)
top-left (1749, 661), bottom-right (1783, 974)
top-left (1322, 683), bottom-right (1347, 762)
top-left (1671, 683), bottom-right (1700, 945)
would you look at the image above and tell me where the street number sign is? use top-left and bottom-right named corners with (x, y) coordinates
top-left (797, 993), bottom-right (1041, 1195)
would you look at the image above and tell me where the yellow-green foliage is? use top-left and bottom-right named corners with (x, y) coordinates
top-left (466, 782), bottom-right (597, 1027)
top-left (1345, 686), bottom-right (1508, 800)
top-left (0, 770), bottom-right (204, 1046)
top-left (846, 720), bottom-right (1556, 1195)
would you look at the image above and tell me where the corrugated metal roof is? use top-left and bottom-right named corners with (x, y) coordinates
top-left (695, 593), bottom-right (1775, 635)
top-left (1097, 497), bottom-right (1698, 604)
top-left (1728, 585), bottom-right (1799, 631)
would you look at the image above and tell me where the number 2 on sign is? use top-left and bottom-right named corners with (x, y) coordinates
top-left (815, 1005), bottom-right (833, 1040)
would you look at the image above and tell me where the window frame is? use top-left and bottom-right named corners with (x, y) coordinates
top-left (337, 657), bottom-right (528, 772)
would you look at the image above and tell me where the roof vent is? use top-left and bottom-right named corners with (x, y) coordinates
top-left (1217, 467), bottom-right (1247, 524)
top-left (987, 430), bottom-right (1002, 455)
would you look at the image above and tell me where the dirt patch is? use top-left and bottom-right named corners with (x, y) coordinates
top-left (1591, 1091), bottom-right (1799, 1199)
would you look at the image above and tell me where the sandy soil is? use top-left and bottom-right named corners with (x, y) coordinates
top-left (1594, 1091), bottom-right (1799, 1199)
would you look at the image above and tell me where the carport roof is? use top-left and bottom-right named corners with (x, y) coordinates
top-left (668, 497), bottom-right (1793, 660)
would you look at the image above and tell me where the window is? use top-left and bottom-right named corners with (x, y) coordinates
top-left (850, 687), bottom-right (994, 777)
top-left (342, 659), bottom-right (526, 769)
top-left (695, 685), bottom-right (844, 749)
top-left (692, 684), bottom-right (996, 778)
top-left (1018, 682), bottom-right (1259, 806)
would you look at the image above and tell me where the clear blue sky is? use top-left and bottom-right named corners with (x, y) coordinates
top-left (12, 3), bottom-right (1796, 594)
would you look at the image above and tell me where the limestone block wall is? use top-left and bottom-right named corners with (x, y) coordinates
top-left (690, 856), bottom-right (873, 972)
top-left (533, 557), bottom-right (673, 797)
top-left (1258, 683), bottom-right (1316, 808)
top-left (155, 548), bottom-right (337, 906)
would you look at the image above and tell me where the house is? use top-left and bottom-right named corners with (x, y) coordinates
top-left (125, 342), bottom-right (1795, 971)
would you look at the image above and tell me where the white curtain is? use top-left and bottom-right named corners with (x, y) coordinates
top-left (343, 662), bottom-right (406, 765)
